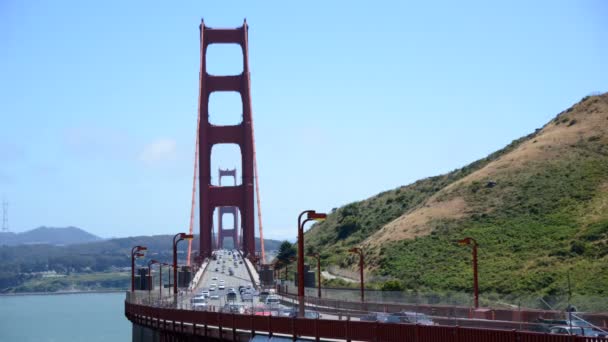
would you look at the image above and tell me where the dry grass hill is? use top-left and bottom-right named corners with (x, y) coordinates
top-left (304, 93), bottom-right (608, 301)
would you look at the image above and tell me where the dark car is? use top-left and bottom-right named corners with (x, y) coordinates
top-left (226, 291), bottom-right (237, 302)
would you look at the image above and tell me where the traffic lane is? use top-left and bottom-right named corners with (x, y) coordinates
top-left (196, 252), bottom-right (258, 307)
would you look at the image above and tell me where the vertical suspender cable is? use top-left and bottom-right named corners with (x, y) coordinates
top-left (186, 114), bottom-right (200, 266)
top-left (187, 62), bottom-right (203, 265)
top-left (243, 21), bottom-right (265, 263)
top-left (251, 118), bottom-right (265, 263)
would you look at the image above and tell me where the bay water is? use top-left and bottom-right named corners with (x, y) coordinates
top-left (0, 292), bottom-right (130, 342)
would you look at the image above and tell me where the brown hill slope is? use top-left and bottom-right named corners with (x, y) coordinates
top-left (305, 93), bottom-right (608, 299)
top-left (366, 93), bottom-right (608, 248)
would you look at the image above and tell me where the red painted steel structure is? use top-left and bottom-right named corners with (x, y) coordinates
top-left (125, 302), bottom-right (606, 342)
top-left (217, 169), bottom-right (239, 249)
top-left (130, 246), bottom-right (146, 292)
top-left (458, 237), bottom-right (479, 308)
top-left (198, 20), bottom-right (256, 258)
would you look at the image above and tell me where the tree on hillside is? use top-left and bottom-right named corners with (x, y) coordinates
top-left (276, 241), bottom-right (296, 264)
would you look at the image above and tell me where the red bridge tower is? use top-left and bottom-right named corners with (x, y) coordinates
top-left (197, 20), bottom-right (256, 258)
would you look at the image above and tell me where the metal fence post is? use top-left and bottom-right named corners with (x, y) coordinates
top-left (346, 316), bottom-right (351, 342)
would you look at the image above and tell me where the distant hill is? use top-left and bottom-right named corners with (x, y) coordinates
top-left (0, 226), bottom-right (102, 246)
top-left (0, 233), bottom-right (282, 293)
top-left (305, 93), bottom-right (608, 297)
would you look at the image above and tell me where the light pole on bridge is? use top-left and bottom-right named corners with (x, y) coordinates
top-left (131, 246), bottom-right (147, 292)
top-left (159, 262), bottom-right (169, 300)
top-left (147, 259), bottom-right (159, 293)
top-left (173, 233), bottom-right (194, 297)
top-left (297, 210), bottom-right (327, 318)
top-left (456, 237), bottom-right (479, 309)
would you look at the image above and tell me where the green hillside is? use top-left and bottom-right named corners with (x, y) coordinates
top-left (304, 94), bottom-right (608, 300)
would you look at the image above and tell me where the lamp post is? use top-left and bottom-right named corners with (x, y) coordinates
top-left (131, 246), bottom-right (147, 291)
top-left (147, 259), bottom-right (159, 293)
top-left (348, 247), bottom-right (364, 302)
top-left (297, 210), bottom-right (327, 317)
top-left (173, 233), bottom-right (194, 297)
top-left (165, 264), bottom-right (175, 295)
top-left (159, 262), bottom-right (169, 300)
top-left (457, 237), bottom-right (479, 309)
top-left (307, 253), bottom-right (321, 298)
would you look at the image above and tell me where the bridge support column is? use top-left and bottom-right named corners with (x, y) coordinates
top-left (198, 20), bottom-right (256, 258)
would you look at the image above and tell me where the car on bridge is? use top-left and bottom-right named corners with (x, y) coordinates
top-left (279, 308), bottom-right (321, 319)
top-left (259, 290), bottom-right (270, 302)
top-left (549, 325), bottom-right (607, 337)
top-left (360, 311), bottom-right (434, 325)
top-left (264, 295), bottom-right (281, 307)
top-left (226, 291), bottom-right (237, 302)
top-left (222, 303), bottom-right (246, 314)
top-left (190, 296), bottom-right (208, 310)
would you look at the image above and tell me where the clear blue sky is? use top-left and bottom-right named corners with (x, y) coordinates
top-left (0, 1), bottom-right (606, 240)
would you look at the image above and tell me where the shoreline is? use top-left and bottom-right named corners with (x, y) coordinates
top-left (0, 289), bottom-right (126, 297)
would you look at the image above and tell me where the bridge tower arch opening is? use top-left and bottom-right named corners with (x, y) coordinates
top-left (198, 20), bottom-right (256, 259)
top-left (216, 168), bottom-right (240, 249)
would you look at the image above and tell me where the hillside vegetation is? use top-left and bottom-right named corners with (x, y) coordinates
top-left (305, 93), bottom-right (608, 298)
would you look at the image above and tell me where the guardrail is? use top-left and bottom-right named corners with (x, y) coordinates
top-left (238, 250), bottom-right (260, 289)
top-left (187, 258), bottom-right (209, 292)
top-left (277, 283), bottom-right (608, 330)
top-left (125, 301), bottom-right (608, 341)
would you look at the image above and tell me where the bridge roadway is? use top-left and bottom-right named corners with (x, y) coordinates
top-left (127, 251), bottom-right (604, 341)
top-left (194, 249), bottom-right (262, 310)
top-left (195, 249), bottom-right (348, 321)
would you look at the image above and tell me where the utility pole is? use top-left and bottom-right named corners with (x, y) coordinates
top-left (2, 199), bottom-right (8, 232)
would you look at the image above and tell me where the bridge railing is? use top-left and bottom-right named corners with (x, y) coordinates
top-left (124, 300), bottom-right (608, 342)
top-left (125, 287), bottom-right (607, 337)
top-left (277, 281), bottom-right (608, 329)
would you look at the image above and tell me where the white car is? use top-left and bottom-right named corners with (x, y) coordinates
top-left (219, 279), bottom-right (225, 284)
top-left (265, 295), bottom-right (281, 306)
top-left (209, 294), bottom-right (219, 300)
top-left (209, 286), bottom-right (216, 291)
top-left (212, 276), bottom-right (218, 280)
top-left (191, 296), bottom-right (208, 309)
top-left (218, 284), bottom-right (225, 290)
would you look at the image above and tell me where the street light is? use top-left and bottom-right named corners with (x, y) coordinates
top-left (147, 259), bottom-right (159, 293)
top-left (348, 247), bottom-right (364, 302)
top-left (297, 210), bottom-right (327, 317)
top-left (456, 237), bottom-right (479, 309)
top-left (173, 233), bottom-right (194, 296)
top-left (164, 263), bottom-right (175, 295)
top-left (131, 246), bottom-right (147, 291)
top-left (159, 262), bottom-right (170, 300)
top-left (307, 253), bottom-right (321, 298)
